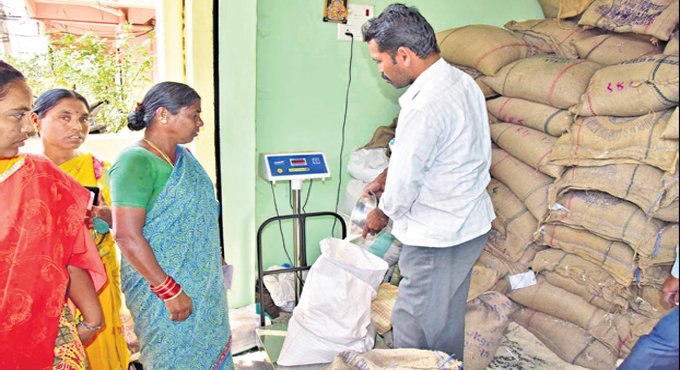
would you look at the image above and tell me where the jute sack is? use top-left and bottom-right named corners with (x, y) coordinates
top-left (484, 56), bottom-right (603, 109)
top-left (532, 248), bottom-right (634, 309)
top-left (508, 275), bottom-right (635, 357)
top-left (464, 292), bottom-right (515, 370)
top-left (535, 224), bottom-right (636, 286)
top-left (487, 179), bottom-right (539, 262)
top-left (505, 19), bottom-right (604, 58)
top-left (665, 30), bottom-right (679, 55)
top-left (451, 64), bottom-right (499, 98)
top-left (637, 223), bottom-right (679, 269)
top-left (487, 97), bottom-right (573, 137)
top-left (579, 0), bottom-right (680, 41)
top-left (490, 148), bottom-right (554, 221)
top-left (638, 263), bottom-right (673, 286)
top-left (661, 106), bottom-right (679, 139)
top-left (327, 349), bottom-right (462, 370)
top-left (631, 285), bottom-right (674, 319)
top-left (485, 228), bottom-right (547, 269)
top-left (572, 55), bottom-right (680, 117)
top-left (546, 191), bottom-right (665, 257)
top-left (550, 163), bottom-right (679, 217)
top-left (655, 200), bottom-right (679, 222)
top-left (538, 0), bottom-right (560, 17)
top-left (436, 25), bottom-right (540, 77)
top-left (477, 248), bottom-right (528, 278)
top-left (574, 34), bottom-right (664, 65)
top-left (468, 262), bottom-right (499, 303)
top-left (513, 305), bottom-right (619, 370)
top-left (542, 271), bottom-right (628, 312)
top-left (490, 123), bottom-right (565, 178)
top-left (550, 111), bottom-right (680, 174)
top-left (511, 31), bottom-right (555, 56)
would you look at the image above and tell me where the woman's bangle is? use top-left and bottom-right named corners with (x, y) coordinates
top-left (150, 275), bottom-right (173, 292)
top-left (164, 287), bottom-right (183, 301)
top-left (77, 315), bottom-right (102, 331)
top-left (150, 275), bottom-right (182, 300)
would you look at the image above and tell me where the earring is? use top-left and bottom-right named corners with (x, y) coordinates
top-left (161, 118), bottom-right (168, 124)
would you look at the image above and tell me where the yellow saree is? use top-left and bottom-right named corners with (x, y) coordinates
top-left (60, 153), bottom-right (130, 370)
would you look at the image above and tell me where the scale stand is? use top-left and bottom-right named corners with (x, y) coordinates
top-left (255, 152), bottom-right (346, 368)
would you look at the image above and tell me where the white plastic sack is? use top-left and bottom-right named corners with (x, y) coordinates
top-left (229, 304), bottom-right (271, 355)
top-left (347, 148), bottom-right (389, 182)
top-left (277, 238), bottom-right (389, 366)
top-left (339, 178), bottom-right (367, 219)
top-left (262, 266), bottom-right (295, 312)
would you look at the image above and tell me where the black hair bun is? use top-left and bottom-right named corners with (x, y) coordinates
top-left (127, 109), bottom-right (146, 131)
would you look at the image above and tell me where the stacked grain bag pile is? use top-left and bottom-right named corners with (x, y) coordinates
top-left (437, 1), bottom-right (679, 369)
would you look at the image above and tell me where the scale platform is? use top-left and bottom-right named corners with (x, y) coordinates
top-left (234, 323), bottom-right (329, 370)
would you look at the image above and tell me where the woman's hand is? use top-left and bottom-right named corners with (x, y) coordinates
top-left (164, 291), bottom-right (193, 322)
top-left (76, 320), bottom-right (100, 345)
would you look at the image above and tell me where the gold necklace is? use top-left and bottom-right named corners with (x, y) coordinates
top-left (143, 139), bottom-right (174, 167)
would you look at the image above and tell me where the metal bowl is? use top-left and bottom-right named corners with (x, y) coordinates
top-left (348, 192), bottom-right (377, 238)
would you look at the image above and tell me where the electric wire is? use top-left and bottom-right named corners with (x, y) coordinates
top-left (302, 179), bottom-right (313, 213)
top-left (331, 33), bottom-right (354, 237)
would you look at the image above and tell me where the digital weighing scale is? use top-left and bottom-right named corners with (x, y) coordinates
top-left (254, 152), bottom-right (346, 369)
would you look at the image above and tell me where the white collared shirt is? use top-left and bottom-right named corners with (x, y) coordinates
top-left (378, 58), bottom-right (495, 247)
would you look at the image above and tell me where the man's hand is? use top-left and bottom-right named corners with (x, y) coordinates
top-left (364, 169), bottom-right (388, 199)
top-left (362, 208), bottom-right (389, 239)
top-left (662, 274), bottom-right (679, 308)
top-left (165, 291), bottom-right (193, 322)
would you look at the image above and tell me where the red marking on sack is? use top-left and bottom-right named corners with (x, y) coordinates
top-left (548, 61), bottom-right (588, 107)
top-left (607, 83), bottom-right (614, 92)
top-left (619, 332), bottom-right (632, 354)
top-left (536, 149), bottom-right (553, 169)
top-left (525, 309), bottom-right (539, 328)
top-left (586, 94), bottom-right (597, 116)
top-left (489, 153), bottom-right (512, 172)
top-left (617, 82), bottom-right (624, 90)
top-left (517, 119), bottom-right (525, 125)
top-left (498, 97), bottom-right (513, 116)
top-left (549, 224), bottom-right (559, 248)
top-left (474, 43), bottom-right (528, 70)
top-left (559, 193), bottom-right (576, 222)
top-left (558, 29), bottom-right (581, 45)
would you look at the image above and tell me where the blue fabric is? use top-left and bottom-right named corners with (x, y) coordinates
top-left (392, 232), bottom-right (488, 361)
top-left (121, 147), bottom-right (233, 370)
top-left (618, 308), bottom-right (679, 370)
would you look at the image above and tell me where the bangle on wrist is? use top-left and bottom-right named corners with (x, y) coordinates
top-left (164, 287), bottom-right (183, 301)
top-left (77, 315), bottom-right (102, 331)
top-left (150, 275), bottom-right (182, 300)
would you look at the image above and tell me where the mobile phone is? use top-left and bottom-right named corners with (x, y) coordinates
top-left (84, 186), bottom-right (100, 207)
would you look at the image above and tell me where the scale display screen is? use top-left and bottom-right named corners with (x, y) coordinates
top-left (259, 152), bottom-right (330, 183)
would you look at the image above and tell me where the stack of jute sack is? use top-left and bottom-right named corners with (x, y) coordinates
top-left (436, 0), bottom-right (679, 369)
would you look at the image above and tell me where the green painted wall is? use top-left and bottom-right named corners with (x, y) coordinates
top-left (220, 0), bottom-right (543, 308)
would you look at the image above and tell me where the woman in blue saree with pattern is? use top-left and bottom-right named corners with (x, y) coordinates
top-left (110, 82), bottom-right (233, 370)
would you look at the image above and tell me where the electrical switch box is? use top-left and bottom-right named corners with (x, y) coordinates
top-left (337, 3), bottom-right (374, 41)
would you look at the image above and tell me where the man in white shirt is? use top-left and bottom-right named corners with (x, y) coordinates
top-left (361, 4), bottom-right (495, 360)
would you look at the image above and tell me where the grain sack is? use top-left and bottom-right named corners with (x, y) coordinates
top-left (547, 191), bottom-right (665, 257)
top-left (637, 223), bottom-right (679, 269)
top-left (468, 262), bottom-right (500, 302)
top-left (542, 271), bottom-right (627, 312)
top-left (538, 0), bottom-right (561, 17)
top-left (508, 275), bottom-right (635, 356)
top-left (574, 34), bottom-right (663, 65)
top-left (487, 97), bottom-right (573, 137)
top-left (451, 64), bottom-right (499, 98)
top-left (436, 25), bottom-right (539, 77)
top-left (620, 310), bottom-right (661, 353)
top-left (579, 0), bottom-right (680, 41)
top-left (371, 283), bottom-right (398, 336)
top-left (631, 285), bottom-right (674, 319)
top-left (655, 200), bottom-right (679, 222)
top-left (513, 306), bottom-right (619, 370)
top-left (487, 179), bottom-right (540, 262)
top-left (550, 163), bottom-right (679, 217)
top-left (327, 349), bottom-right (462, 370)
top-left (550, 111), bottom-right (680, 173)
top-left (513, 31), bottom-right (556, 56)
top-left (490, 123), bottom-right (565, 177)
top-left (638, 263), bottom-right (673, 286)
top-left (572, 55), bottom-right (680, 117)
top-left (484, 56), bottom-right (602, 109)
top-left (665, 29), bottom-right (679, 55)
top-left (535, 224), bottom-right (637, 286)
top-left (477, 249), bottom-right (527, 278)
top-left (505, 19), bottom-right (604, 58)
top-left (363, 118), bottom-right (397, 151)
top-left (464, 292), bottom-right (515, 370)
top-left (490, 148), bottom-right (554, 221)
top-left (661, 106), bottom-right (679, 139)
top-left (532, 248), bottom-right (634, 308)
